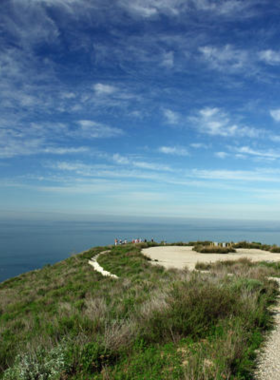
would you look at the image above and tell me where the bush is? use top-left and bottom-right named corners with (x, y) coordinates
top-left (81, 342), bottom-right (116, 373)
top-left (232, 241), bottom-right (272, 251)
top-left (195, 262), bottom-right (212, 270)
top-left (140, 278), bottom-right (246, 343)
top-left (270, 247), bottom-right (280, 253)
top-left (2, 343), bottom-right (71, 380)
top-left (193, 245), bottom-right (236, 254)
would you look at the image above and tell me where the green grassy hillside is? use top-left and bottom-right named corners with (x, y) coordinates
top-left (0, 242), bottom-right (280, 379)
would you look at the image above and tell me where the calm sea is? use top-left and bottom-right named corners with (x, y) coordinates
top-left (1, 217), bottom-right (280, 283)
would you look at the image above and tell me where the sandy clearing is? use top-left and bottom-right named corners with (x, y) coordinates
top-left (142, 246), bottom-right (280, 270)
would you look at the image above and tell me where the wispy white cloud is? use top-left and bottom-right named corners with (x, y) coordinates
top-left (194, 0), bottom-right (257, 16)
top-left (119, 0), bottom-right (259, 19)
top-left (48, 162), bottom-right (118, 178)
top-left (215, 151), bottom-right (228, 159)
top-left (121, 2), bottom-right (158, 18)
top-left (190, 143), bottom-right (209, 149)
top-left (234, 146), bottom-right (280, 160)
top-left (259, 50), bottom-right (280, 65)
top-left (199, 44), bottom-right (250, 73)
top-left (112, 153), bottom-right (172, 171)
top-left (88, 82), bottom-right (140, 112)
top-left (159, 146), bottom-right (189, 156)
top-left (43, 147), bottom-right (89, 155)
top-left (47, 160), bottom-right (168, 181)
top-left (77, 120), bottom-right (124, 138)
top-left (189, 168), bottom-right (280, 182)
top-left (2, 0), bottom-right (280, 222)
top-left (270, 109), bottom-right (280, 122)
top-left (160, 51), bottom-right (174, 68)
top-left (2, 1), bottom-right (60, 49)
top-left (217, 145), bottom-right (280, 162)
top-left (190, 107), bottom-right (263, 138)
top-left (119, 0), bottom-right (186, 18)
top-left (235, 153), bottom-right (246, 159)
top-left (61, 92), bottom-right (76, 99)
top-left (33, 159), bottom-right (280, 200)
top-left (133, 161), bottom-right (171, 171)
top-left (200, 44), bottom-right (280, 76)
top-left (0, 139), bottom-right (88, 159)
top-left (0, 138), bottom-right (42, 159)
top-left (0, 127), bottom-right (88, 158)
top-left (112, 153), bottom-right (130, 165)
top-left (163, 109), bottom-right (181, 125)
top-left (93, 83), bottom-right (118, 96)
top-left (0, 119), bottom-right (123, 158)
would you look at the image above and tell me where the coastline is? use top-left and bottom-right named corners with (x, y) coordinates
top-left (3, 217), bottom-right (280, 282)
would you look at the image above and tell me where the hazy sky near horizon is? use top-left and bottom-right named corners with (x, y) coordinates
top-left (2, 0), bottom-right (280, 220)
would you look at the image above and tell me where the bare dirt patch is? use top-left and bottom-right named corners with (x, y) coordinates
top-left (142, 246), bottom-right (280, 270)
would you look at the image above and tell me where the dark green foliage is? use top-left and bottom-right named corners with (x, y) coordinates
top-left (232, 241), bottom-right (272, 251)
top-left (270, 246), bottom-right (280, 253)
top-left (193, 245), bottom-right (236, 253)
top-left (109, 342), bottom-right (184, 380)
top-left (81, 342), bottom-right (116, 373)
top-left (194, 262), bottom-right (212, 270)
top-left (169, 241), bottom-right (213, 247)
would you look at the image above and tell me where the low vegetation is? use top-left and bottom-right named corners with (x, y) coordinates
top-left (169, 241), bottom-right (213, 247)
top-left (193, 245), bottom-right (236, 254)
top-left (0, 242), bottom-right (280, 379)
top-left (232, 241), bottom-right (280, 252)
top-left (193, 240), bottom-right (280, 254)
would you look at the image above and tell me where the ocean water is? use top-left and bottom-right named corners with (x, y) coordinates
top-left (1, 217), bottom-right (280, 283)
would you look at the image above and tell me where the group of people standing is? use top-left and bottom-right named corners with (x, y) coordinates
top-left (114, 238), bottom-right (127, 246)
top-left (114, 238), bottom-right (154, 246)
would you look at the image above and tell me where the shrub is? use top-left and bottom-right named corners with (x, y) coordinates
top-left (81, 341), bottom-right (116, 373)
top-left (232, 241), bottom-right (272, 251)
top-left (193, 245), bottom-right (236, 254)
top-left (189, 241), bottom-right (213, 246)
top-left (2, 343), bottom-right (71, 380)
top-left (140, 278), bottom-right (244, 343)
top-left (195, 262), bottom-right (211, 270)
top-left (270, 247), bottom-right (280, 253)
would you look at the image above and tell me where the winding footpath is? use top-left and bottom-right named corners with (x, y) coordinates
top-left (88, 250), bottom-right (118, 279)
top-left (255, 278), bottom-right (280, 380)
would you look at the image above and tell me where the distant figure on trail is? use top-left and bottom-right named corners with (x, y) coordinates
top-left (114, 238), bottom-right (118, 246)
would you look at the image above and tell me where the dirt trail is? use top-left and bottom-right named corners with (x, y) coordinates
top-left (88, 250), bottom-right (118, 279)
top-left (255, 277), bottom-right (280, 380)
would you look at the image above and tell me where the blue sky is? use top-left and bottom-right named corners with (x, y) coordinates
top-left (2, 0), bottom-right (280, 220)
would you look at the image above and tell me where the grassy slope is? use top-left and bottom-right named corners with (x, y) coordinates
top-left (0, 243), bottom-right (279, 379)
